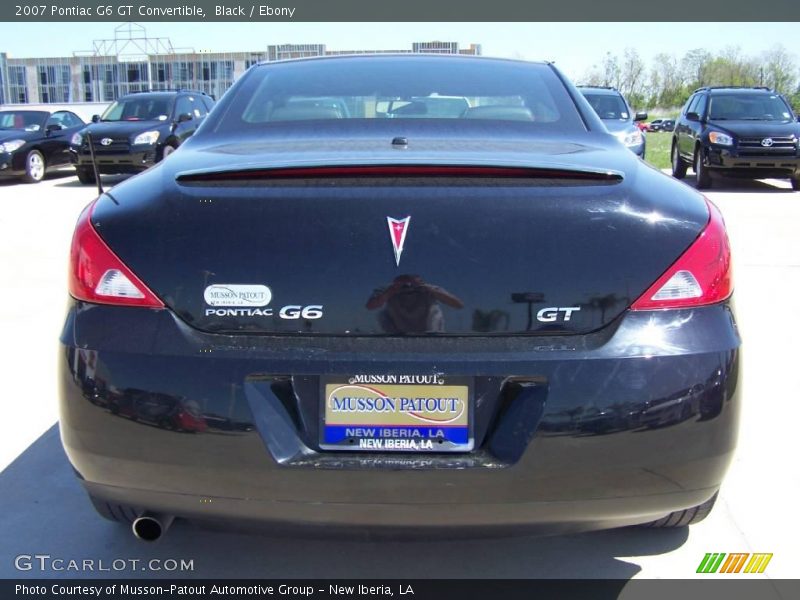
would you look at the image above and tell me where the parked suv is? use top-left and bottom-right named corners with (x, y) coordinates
top-left (578, 86), bottom-right (648, 158)
top-left (671, 86), bottom-right (800, 190)
top-left (70, 90), bottom-right (214, 184)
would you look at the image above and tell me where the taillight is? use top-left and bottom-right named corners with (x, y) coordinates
top-left (68, 201), bottom-right (164, 308)
top-left (631, 199), bottom-right (732, 310)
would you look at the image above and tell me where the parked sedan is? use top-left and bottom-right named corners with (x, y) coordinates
top-left (0, 109), bottom-right (85, 183)
top-left (578, 86), bottom-right (648, 158)
top-left (60, 55), bottom-right (739, 542)
top-left (649, 119), bottom-right (676, 132)
top-left (660, 119), bottom-right (676, 132)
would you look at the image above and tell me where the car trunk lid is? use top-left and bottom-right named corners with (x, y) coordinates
top-left (91, 138), bottom-right (709, 336)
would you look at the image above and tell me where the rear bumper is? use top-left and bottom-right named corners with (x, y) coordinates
top-left (59, 301), bottom-right (741, 532)
top-left (82, 481), bottom-right (720, 535)
top-left (70, 148), bottom-right (156, 174)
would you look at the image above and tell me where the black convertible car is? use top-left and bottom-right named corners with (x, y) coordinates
top-left (59, 56), bottom-right (739, 541)
top-left (0, 109), bottom-right (85, 183)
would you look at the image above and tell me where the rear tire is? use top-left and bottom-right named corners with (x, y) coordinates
top-left (791, 176), bottom-right (799, 191)
top-left (641, 491), bottom-right (718, 528)
top-left (694, 147), bottom-right (712, 189)
top-left (88, 494), bottom-right (140, 523)
top-left (671, 141), bottom-right (688, 179)
top-left (22, 150), bottom-right (46, 183)
top-left (76, 168), bottom-right (96, 185)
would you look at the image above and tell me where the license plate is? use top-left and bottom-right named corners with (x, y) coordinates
top-left (320, 375), bottom-right (473, 452)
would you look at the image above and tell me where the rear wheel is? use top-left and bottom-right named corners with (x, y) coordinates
top-left (641, 491), bottom-right (718, 528)
top-left (791, 176), bottom-right (799, 191)
top-left (76, 168), bottom-right (96, 185)
top-left (671, 141), bottom-right (688, 179)
top-left (694, 147), bottom-right (712, 189)
top-left (23, 150), bottom-right (46, 183)
top-left (88, 494), bottom-right (140, 523)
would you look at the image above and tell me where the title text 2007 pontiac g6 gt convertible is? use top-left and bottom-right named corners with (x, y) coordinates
top-left (59, 56), bottom-right (738, 541)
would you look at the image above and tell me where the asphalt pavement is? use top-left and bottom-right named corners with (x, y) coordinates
top-left (0, 166), bottom-right (797, 580)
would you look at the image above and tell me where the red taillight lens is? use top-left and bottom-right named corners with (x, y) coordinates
top-left (68, 202), bottom-right (164, 308)
top-left (631, 199), bottom-right (732, 310)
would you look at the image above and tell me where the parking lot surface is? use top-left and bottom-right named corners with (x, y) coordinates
top-left (0, 169), bottom-right (798, 580)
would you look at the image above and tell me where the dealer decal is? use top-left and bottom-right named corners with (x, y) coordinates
top-left (204, 284), bottom-right (271, 307)
top-left (203, 284), bottom-right (323, 319)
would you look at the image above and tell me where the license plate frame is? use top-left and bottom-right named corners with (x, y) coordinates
top-left (319, 375), bottom-right (474, 453)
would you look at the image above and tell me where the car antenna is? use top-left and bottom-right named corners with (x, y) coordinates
top-left (85, 132), bottom-right (104, 195)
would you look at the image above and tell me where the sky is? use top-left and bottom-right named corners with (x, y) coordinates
top-left (1, 22), bottom-right (798, 80)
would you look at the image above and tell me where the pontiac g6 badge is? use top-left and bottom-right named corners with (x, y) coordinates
top-left (387, 216), bottom-right (411, 266)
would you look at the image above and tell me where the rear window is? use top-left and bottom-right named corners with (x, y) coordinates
top-left (212, 57), bottom-right (585, 132)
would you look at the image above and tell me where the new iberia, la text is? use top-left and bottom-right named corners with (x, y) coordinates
top-left (17, 583), bottom-right (414, 596)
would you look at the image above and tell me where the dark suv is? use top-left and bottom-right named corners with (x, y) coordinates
top-left (578, 86), bottom-right (648, 158)
top-left (671, 86), bottom-right (800, 190)
top-left (70, 90), bottom-right (214, 184)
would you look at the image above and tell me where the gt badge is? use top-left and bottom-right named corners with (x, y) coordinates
top-left (387, 216), bottom-right (411, 266)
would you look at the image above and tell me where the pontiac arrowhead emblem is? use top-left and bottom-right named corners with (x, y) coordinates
top-left (387, 216), bottom-right (411, 266)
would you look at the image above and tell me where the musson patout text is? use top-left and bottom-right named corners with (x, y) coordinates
top-left (16, 5), bottom-right (297, 18)
top-left (16, 583), bottom-right (414, 596)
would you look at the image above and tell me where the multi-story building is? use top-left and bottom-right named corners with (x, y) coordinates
top-left (0, 24), bottom-right (481, 105)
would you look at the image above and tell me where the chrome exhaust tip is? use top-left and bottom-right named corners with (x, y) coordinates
top-left (132, 512), bottom-right (174, 542)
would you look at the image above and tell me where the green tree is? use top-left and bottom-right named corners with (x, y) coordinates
top-left (703, 46), bottom-right (759, 87)
top-left (620, 48), bottom-right (647, 108)
top-left (682, 48), bottom-right (713, 89)
top-left (651, 53), bottom-right (686, 109)
top-left (602, 52), bottom-right (622, 89)
top-left (760, 45), bottom-right (797, 94)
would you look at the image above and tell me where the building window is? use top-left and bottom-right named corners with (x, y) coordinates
top-left (80, 62), bottom-right (121, 102)
top-left (412, 42), bottom-right (459, 54)
top-left (118, 62), bottom-right (149, 95)
top-left (8, 65), bottom-right (28, 103)
top-left (37, 64), bottom-right (72, 103)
